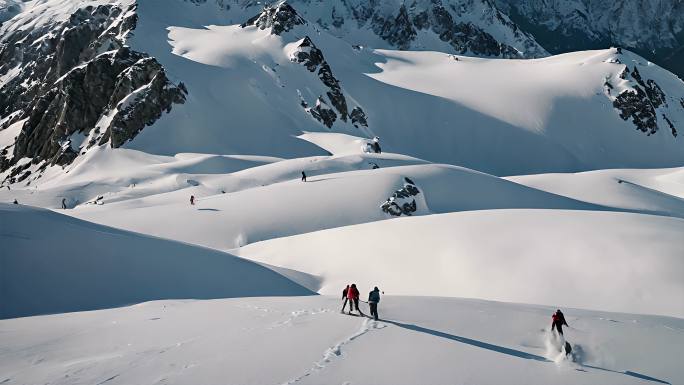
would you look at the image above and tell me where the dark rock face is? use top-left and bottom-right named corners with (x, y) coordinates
top-left (290, 36), bottom-right (363, 128)
top-left (350, 107), bottom-right (368, 128)
top-left (0, 4), bottom-right (186, 180)
top-left (495, 0), bottom-right (684, 79)
top-left (241, 2), bottom-right (305, 35)
top-left (612, 65), bottom-right (677, 137)
top-left (308, 97), bottom-right (337, 129)
top-left (310, 0), bottom-right (542, 58)
top-left (411, 3), bottom-right (519, 57)
top-left (381, 177), bottom-right (421, 216)
top-left (613, 86), bottom-right (659, 135)
top-left (376, 5), bottom-right (417, 50)
top-left (185, 0), bottom-right (231, 10)
top-left (358, 1), bottom-right (527, 58)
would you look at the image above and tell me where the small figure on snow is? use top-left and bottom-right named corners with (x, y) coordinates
top-left (371, 136), bottom-right (382, 153)
top-left (190, 195), bottom-right (195, 205)
top-left (61, 198), bottom-right (67, 209)
top-left (368, 286), bottom-right (381, 320)
top-left (564, 341), bottom-right (573, 357)
top-left (301, 171), bottom-right (307, 182)
top-left (346, 283), bottom-right (361, 315)
top-left (341, 284), bottom-right (350, 313)
top-left (551, 309), bottom-right (569, 337)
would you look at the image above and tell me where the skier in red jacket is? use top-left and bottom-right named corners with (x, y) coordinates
top-left (346, 284), bottom-right (361, 315)
top-left (551, 309), bottom-right (569, 336)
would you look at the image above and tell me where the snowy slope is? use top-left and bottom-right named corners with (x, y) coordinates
top-left (103, 5), bottom-right (684, 175)
top-left (65, 162), bottom-right (605, 250)
top-left (508, 167), bottom-right (684, 218)
top-left (0, 203), bottom-right (312, 319)
top-left (3, 0), bottom-right (684, 182)
top-left (0, 132), bottom-right (610, 251)
top-left (1, 296), bottom-right (681, 385)
top-left (235, 209), bottom-right (684, 318)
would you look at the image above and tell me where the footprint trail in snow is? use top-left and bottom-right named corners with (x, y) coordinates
top-left (282, 317), bottom-right (387, 384)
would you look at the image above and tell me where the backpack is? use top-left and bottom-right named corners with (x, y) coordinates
top-left (369, 290), bottom-right (380, 303)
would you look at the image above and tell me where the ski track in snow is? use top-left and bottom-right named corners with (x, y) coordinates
top-left (281, 317), bottom-right (387, 385)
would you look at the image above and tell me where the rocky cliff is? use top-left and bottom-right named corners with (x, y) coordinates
top-left (0, 2), bottom-right (186, 183)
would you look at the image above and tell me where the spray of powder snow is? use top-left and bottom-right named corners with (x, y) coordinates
top-left (544, 331), bottom-right (565, 362)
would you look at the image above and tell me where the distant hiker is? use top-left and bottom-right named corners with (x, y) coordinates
top-left (551, 309), bottom-right (569, 336)
top-left (368, 286), bottom-right (381, 320)
top-left (13, 199), bottom-right (18, 204)
top-left (346, 283), bottom-right (360, 315)
top-left (301, 171), bottom-right (307, 182)
top-left (341, 284), bottom-right (350, 313)
top-left (190, 195), bottom-right (195, 205)
top-left (61, 198), bottom-right (67, 209)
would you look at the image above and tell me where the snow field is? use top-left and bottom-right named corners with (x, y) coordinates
top-left (0, 203), bottom-right (312, 319)
top-left (0, 296), bottom-right (680, 385)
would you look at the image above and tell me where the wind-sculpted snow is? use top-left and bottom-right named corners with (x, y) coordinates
top-left (508, 167), bottom-right (684, 219)
top-left (236, 209), bottom-right (684, 318)
top-left (0, 204), bottom-right (312, 319)
top-left (59, 160), bottom-right (604, 251)
top-left (2, 296), bottom-right (679, 384)
top-left (366, 48), bottom-right (684, 173)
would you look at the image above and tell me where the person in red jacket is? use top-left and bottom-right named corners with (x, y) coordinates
top-left (551, 309), bottom-right (569, 336)
top-left (346, 284), bottom-right (361, 315)
top-left (341, 284), bottom-right (350, 313)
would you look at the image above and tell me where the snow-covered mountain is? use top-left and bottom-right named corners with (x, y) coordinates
top-left (1, 3), bottom-right (684, 383)
top-left (2, 0), bottom-right (684, 183)
top-left (495, 0), bottom-right (684, 79)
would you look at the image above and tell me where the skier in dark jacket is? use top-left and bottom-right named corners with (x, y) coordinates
top-left (368, 287), bottom-right (381, 320)
top-left (346, 284), bottom-right (361, 315)
top-left (61, 198), bottom-right (67, 209)
top-left (341, 284), bottom-right (350, 313)
top-left (301, 171), bottom-right (307, 182)
top-left (551, 309), bottom-right (569, 336)
top-left (190, 195), bottom-right (195, 205)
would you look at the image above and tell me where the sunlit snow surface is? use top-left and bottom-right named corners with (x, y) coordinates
top-left (1, 295), bottom-right (682, 385)
top-left (2, 1), bottom-right (684, 384)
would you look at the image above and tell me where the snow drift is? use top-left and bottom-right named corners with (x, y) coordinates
top-left (0, 203), bottom-right (312, 319)
top-left (236, 209), bottom-right (684, 318)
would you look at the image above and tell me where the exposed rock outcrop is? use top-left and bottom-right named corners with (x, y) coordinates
top-left (289, 36), bottom-right (347, 124)
top-left (241, 2), bottom-right (305, 35)
top-left (350, 107), bottom-right (368, 129)
top-left (333, 0), bottom-right (539, 58)
top-left (0, 3), bottom-right (186, 180)
top-left (611, 65), bottom-right (678, 137)
top-left (381, 177), bottom-right (421, 216)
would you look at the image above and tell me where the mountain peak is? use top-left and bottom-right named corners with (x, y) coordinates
top-left (241, 1), bottom-right (305, 35)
